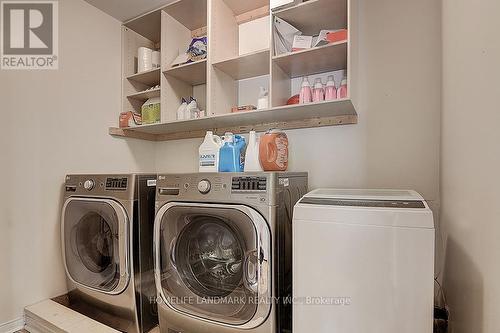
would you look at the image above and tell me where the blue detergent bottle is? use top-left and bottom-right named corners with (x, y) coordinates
top-left (219, 133), bottom-right (246, 172)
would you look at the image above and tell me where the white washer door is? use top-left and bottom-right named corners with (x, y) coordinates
top-left (154, 203), bottom-right (271, 329)
top-left (62, 198), bottom-right (129, 294)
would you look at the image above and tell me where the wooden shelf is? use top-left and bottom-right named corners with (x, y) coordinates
top-left (126, 68), bottom-right (161, 86)
top-left (273, 41), bottom-right (347, 78)
top-left (213, 49), bottom-right (270, 80)
top-left (273, 0), bottom-right (347, 35)
top-left (164, 0), bottom-right (207, 31)
top-left (127, 87), bottom-right (160, 101)
top-left (223, 0), bottom-right (269, 15)
top-left (124, 10), bottom-right (161, 42)
top-left (110, 99), bottom-right (357, 141)
top-left (164, 59), bottom-right (207, 85)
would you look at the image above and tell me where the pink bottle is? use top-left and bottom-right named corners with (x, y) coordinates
top-left (312, 78), bottom-right (325, 102)
top-left (299, 76), bottom-right (312, 104)
top-left (324, 75), bottom-right (337, 101)
top-left (338, 76), bottom-right (348, 99)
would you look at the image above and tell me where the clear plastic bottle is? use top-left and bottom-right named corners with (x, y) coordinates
top-left (299, 76), bottom-right (312, 104)
top-left (176, 98), bottom-right (187, 120)
top-left (338, 76), bottom-right (348, 99)
top-left (312, 78), bottom-right (325, 102)
top-left (325, 75), bottom-right (338, 101)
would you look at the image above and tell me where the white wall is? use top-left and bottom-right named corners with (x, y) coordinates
top-left (441, 0), bottom-right (500, 332)
top-left (0, 0), bottom-right (156, 325)
top-left (157, 0), bottom-right (442, 204)
top-left (0, 0), bottom-right (442, 327)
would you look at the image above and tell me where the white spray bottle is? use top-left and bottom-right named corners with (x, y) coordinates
top-left (244, 131), bottom-right (263, 172)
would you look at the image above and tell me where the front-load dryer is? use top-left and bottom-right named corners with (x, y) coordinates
top-left (153, 173), bottom-right (308, 333)
top-left (61, 174), bottom-right (158, 333)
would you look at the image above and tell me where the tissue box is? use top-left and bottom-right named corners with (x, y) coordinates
top-left (292, 35), bottom-right (313, 52)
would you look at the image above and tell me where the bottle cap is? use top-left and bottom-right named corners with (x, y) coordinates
top-left (314, 78), bottom-right (323, 89)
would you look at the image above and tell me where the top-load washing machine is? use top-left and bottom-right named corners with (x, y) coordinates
top-left (153, 172), bottom-right (308, 333)
top-left (61, 174), bottom-right (158, 333)
top-left (293, 189), bottom-right (435, 333)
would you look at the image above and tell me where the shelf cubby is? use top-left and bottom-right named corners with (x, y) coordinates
top-left (164, 59), bottom-right (207, 85)
top-left (122, 26), bottom-right (160, 114)
top-left (273, 0), bottom-right (348, 36)
top-left (126, 68), bottom-right (161, 86)
top-left (212, 49), bottom-right (270, 80)
top-left (208, 0), bottom-right (271, 116)
top-left (272, 41), bottom-right (348, 78)
top-left (127, 87), bottom-right (161, 101)
top-left (161, 0), bottom-right (208, 122)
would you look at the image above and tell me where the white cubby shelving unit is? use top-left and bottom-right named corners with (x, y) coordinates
top-left (113, 0), bottom-right (358, 141)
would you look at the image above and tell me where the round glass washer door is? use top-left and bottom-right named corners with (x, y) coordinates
top-left (62, 198), bottom-right (129, 294)
top-left (155, 203), bottom-right (271, 328)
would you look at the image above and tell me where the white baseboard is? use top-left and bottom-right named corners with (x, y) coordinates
top-left (0, 317), bottom-right (25, 333)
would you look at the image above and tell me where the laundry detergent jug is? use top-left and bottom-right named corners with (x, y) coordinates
top-left (219, 133), bottom-right (246, 172)
top-left (259, 129), bottom-right (289, 171)
top-left (199, 131), bottom-right (223, 172)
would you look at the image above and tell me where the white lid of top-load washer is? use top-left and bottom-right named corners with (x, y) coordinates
top-left (306, 189), bottom-right (425, 202)
top-left (294, 189), bottom-right (434, 229)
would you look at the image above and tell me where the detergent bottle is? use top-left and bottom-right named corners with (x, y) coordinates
top-left (244, 131), bottom-right (263, 172)
top-left (219, 133), bottom-right (247, 172)
top-left (199, 131), bottom-right (223, 172)
top-left (234, 135), bottom-right (247, 171)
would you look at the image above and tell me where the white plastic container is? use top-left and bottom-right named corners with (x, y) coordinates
top-left (138, 47), bottom-right (153, 73)
top-left (244, 131), bottom-right (263, 172)
top-left (199, 131), bottom-right (223, 172)
top-left (257, 87), bottom-right (269, 109)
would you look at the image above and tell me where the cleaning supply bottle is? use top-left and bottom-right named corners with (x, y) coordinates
top-left (234, 135), bottom-right (247, 171)
top-left (312, 78), bottom-right (325, 102)
top-left (325, 75), bottom-right (337, 101)
top-left (244, 131), bottom-right (263, 172)
top-left (257, 87), bottom-right (269, 109)
top-left (199, 131), bottom-right (223, 172)
top-left (338, 76), bottom-right (348, 99)
top-left (186, 97), bottom-right (200, 119)
top-left (176, 98), bottom-right (187, 120)
top-left (219, 133), bottom-right (236, 172)
top-left (259, 129), bottom-right (289, 171)
top-left (219, 133), bottom-right (246, 172)
top-left (299, 76), bottom-right (312, 104)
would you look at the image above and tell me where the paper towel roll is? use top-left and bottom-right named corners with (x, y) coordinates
top-left (138, 47), bottom-right (153, 73)
top-left (152, 51), bottom-right (161, 68)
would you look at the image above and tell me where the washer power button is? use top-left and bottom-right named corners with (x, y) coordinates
top-left (198, 180), bottom-right (211, 194)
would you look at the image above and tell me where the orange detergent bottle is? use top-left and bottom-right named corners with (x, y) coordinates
top-left (259, 129), bottom-right (289, 171)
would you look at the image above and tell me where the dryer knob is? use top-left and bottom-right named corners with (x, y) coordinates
top-left (198, 179), bottom-right (211, 194)
top-left (83, 179), bottom-right (95, 191)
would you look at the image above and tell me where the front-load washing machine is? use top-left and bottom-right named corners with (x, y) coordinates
top-left (153, 173), bottom-right (308, 333)
top-left (61, 174), bottom-right (158, 333)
